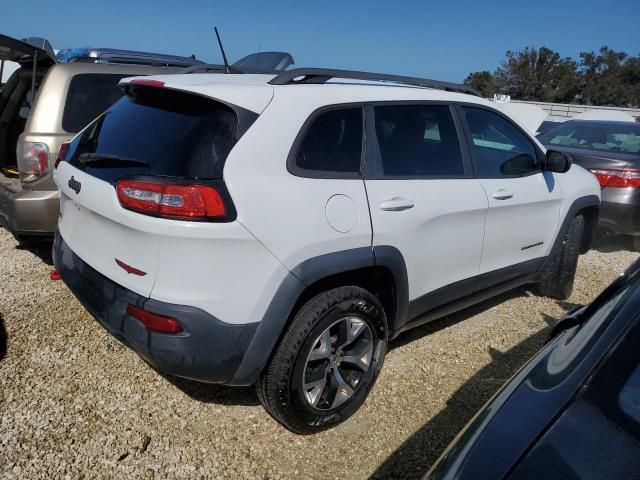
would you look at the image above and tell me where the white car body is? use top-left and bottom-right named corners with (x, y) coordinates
top-left (53, 71), bottom-right (601, 390)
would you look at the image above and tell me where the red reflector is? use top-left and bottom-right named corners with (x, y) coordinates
top-left (127, 305), bottom-right (183, 334)
top-left (115, 259), bottom-right (147, 276)
top-left (589, 168), bottom-right (640, 188)
top-left (129, 79), bottom-right (165, 88)
top-left (55, 142), bottom-right (70, 169)
top-left (49, 269), bottom-right (61, 281)
top-left (117, 180), bottom-right (227, 219)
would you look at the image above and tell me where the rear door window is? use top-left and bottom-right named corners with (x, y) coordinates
top-left (65, 87), bottom-right (239, 182)
top-left (373, 104), bottom-right (464, 177)
top-left (292, 107), bottom-right (363, 176)
top-left (62, 74), bottom-right (129, 133)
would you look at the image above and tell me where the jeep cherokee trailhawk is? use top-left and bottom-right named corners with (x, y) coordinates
top-left (53, 68), bottom-right (600, 433)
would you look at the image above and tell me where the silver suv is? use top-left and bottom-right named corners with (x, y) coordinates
top-left (0, 34), bottom-right (200, 239)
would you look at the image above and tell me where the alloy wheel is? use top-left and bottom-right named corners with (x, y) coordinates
top-left (302, 316), bottom-right (374, 410)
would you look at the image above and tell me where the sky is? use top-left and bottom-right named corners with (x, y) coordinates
top-left (2, 0), bottom-right (639, 82)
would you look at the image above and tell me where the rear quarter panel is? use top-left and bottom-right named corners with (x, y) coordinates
top-left (223, 87), bottom-right (374, 273)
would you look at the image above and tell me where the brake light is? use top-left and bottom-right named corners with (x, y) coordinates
top-left (127, 305), bottom-right (183, 334)
top-left (55, 142), bottom-right (70, 169)
top-left (17, 141), bottom-right (49, 182)
top-left (129, 79), bottom-right (165, 88)
top-left (117, 180), bottom-right (226, 219)
top-left (589, 168), bottom-right (640, 188)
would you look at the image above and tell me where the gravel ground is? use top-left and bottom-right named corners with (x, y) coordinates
top-left (0, 228), bottom-right (637, 479)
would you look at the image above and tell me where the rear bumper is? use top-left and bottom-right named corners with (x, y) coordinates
top-left (599, 187), bottom-right (640, 236)
top-left (53, 232), bottom-right (259, 384)
top-left (0, 186), bottom-right (59, 238)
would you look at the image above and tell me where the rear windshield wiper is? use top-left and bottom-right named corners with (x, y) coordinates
top-left (79, 153), bottom-right (148, 168)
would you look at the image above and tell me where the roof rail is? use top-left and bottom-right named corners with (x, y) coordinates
top-left (182, 63), bottom-right (240, 74)
top-left (181, 64), bottom-right (289, 75)
top-left (268, 68), bottom-right (480, 96)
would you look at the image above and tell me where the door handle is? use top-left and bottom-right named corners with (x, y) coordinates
top-left (491, 189), bottom-right (514, 200)
top-left (379, 197), bottom-right (415, 211)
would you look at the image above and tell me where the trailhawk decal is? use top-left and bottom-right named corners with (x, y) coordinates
top-left (521, 242), bottom-right (544, 251)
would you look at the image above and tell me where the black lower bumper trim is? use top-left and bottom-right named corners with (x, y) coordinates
top-left (53, 232), bottom-right (259, 384)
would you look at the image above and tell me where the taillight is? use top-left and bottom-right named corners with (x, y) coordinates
top-left (589, 168), bottom-right (640, 188)
top-left (17, 141), bottom-right (49, 182)
top-left (127, 305), bottom-right (183, 334)
top-left (117, 179), bottom-right (227, 219)
top-left (55, 142), bottom-right (70, 169)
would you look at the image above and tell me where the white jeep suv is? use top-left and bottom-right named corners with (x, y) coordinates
top-left (53, 69), bottom-right (600, 433)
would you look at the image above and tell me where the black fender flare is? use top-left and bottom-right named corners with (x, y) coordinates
top-left (229, 246), bottom-right (409, 385)
top-left (542, 194), bottom-right (600, 273)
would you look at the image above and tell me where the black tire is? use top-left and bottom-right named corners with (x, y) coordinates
top-left (256, 286), bottom-right (387, 434)
top-left (538, 214), bottom-right (585, 300)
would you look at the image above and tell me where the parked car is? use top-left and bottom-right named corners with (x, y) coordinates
top-left (0, 34), bottom-right (202, 240)
top-left (53, 67), bottom-right (600, 433)
top-left (535, 119), bottom-right (562, 134)
top-left (537, 120), bottom-right (640, 250)
top-left (426, 256), bottom-right (640, 480)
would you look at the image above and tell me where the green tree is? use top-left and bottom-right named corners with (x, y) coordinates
top-left (465, 46), bottom-right (640, 107)
top-left (578, 46), bottom-right (637, 106)
top-left (494, 47), bottom-right (578, 102)
top-left (463, 70), bottom-right (499, 97)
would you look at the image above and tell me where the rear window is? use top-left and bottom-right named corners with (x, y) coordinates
top-left (66, 87), bottom-right (238, 182)
top-left (62, 74), bottom-right (129, 133)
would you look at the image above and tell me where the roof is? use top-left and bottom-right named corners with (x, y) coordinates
top-left (49, 62), bottom-right (187, 77)
top-left (119, 71), bottom-right (494, 115)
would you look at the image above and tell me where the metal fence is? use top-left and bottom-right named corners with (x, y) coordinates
top-left (509, 99), bottom-right (640, 122)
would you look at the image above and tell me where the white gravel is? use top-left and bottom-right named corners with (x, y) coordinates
top-left (0, 228), bottom-right (637, 479)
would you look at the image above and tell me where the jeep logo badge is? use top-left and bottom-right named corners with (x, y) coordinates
top-left (68, 176), bottom-right (81, 194)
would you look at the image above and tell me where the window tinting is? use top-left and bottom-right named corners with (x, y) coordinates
top-left (537, 122), bottom-right (640, 154)
top-left (463, 107), bottom-right (538, 177)
top-left (295, 107), bottom-right (363, 174)
top-left (66, 87), bottom-right (238, 183)
top-left (62, 74), bottom-right (128, 133)
top-left (374, 104), bottom-right (464, 177)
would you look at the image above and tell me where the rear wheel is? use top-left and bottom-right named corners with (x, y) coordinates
top-left (257, 286), bottom-right (387, 434)
top-left (538, 215), bottom-right (585, 300)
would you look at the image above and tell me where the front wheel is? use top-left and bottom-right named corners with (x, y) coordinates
top-left (257, 286), bottom-right (387, 434)
top-left (538, 214), bottom-right (585, 300)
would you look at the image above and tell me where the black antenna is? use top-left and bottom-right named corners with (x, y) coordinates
top-left (214, 27), bottom-right (230, 74)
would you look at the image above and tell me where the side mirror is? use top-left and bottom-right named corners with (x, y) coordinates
top-left (544, 150), bottom-right (572, 173)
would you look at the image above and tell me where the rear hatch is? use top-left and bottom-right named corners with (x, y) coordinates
top-left (54, 82), bottom-right (261, 296)
top-left (0, 34), bottom-right (57, 67)
top-left (1, 34), bottom-right (56, 179)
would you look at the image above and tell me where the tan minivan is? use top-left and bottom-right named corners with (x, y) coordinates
top-left (0, 34), bottom-right (201, 240)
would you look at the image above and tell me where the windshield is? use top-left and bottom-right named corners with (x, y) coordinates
top-left (537, 122), bottom-right (640, 154)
